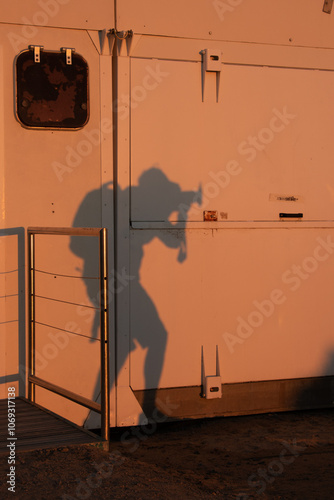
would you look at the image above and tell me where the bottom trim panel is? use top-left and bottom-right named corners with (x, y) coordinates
top-left (133, 376), bottom-right (334, 420)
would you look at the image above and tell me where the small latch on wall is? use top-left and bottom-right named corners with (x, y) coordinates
top-left (205, 376), bottom-right (222, 400)
top-left (61, 47), bottom-right (75, 65)
top-left (29, 45), bottom-right (44, 63)
top-left (203, 49), bottom-right (222, 72)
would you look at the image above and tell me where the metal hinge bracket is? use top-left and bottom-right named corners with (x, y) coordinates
top-left (61, 47), bottom-right (75, 65)
top-left (28, 45), bottom-right (44, 63)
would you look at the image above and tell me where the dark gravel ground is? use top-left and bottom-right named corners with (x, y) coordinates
top-left (1, 408), bottom-right (333, 499)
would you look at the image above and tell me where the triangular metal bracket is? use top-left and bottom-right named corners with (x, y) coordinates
top-left (98, 29), bottom-right (108, 55)
top-left (112, 29), bottom-right (134, 56)
top-left (88, 29), bottom-right (115, 55)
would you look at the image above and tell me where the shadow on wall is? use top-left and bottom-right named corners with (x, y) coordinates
top-left (70, 167), bottom-right (201, 420)
top-left (295, 350), bottom-right (334, 410)
top-left (0, 227), bottom-right (25, 395)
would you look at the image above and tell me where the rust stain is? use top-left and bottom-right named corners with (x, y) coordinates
top-left (203, 210), bottom-right (218, 221)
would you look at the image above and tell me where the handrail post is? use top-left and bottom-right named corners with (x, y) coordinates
top-left (28, 231), bottom-right (35, 402)
top-left (100, 228), bottom-right (110, 442)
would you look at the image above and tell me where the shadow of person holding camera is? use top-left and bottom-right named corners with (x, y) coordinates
top-left (70, 167), bottom-right (201, 422)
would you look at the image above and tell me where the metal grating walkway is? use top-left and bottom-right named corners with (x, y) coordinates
top-left (0, 398), bottom-right (108, 453)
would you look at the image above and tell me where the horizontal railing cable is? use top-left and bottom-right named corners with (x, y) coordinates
top-left (35, 321), bottom-right (100, 341)
top-left (35, 294), bottom-right (100, 310)
top-left (28, 226), bottom-right (110, 442)
top-left (35, 268), bottom-right (99, 280)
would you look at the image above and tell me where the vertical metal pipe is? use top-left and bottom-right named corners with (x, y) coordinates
top-left (100, 228), bottom-right (110, 442)
top-left (28, 231), bottom-right (35, 402)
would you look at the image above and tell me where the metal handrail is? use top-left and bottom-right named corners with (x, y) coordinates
top-left (27, 227), bottom-right (110, 442)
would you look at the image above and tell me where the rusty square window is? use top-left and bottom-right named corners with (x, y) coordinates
top-left (16, 49), bottom-right (89, 129)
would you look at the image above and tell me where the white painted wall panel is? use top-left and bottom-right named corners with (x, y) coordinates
top-left (130, 57), bottom-right (334, 223)
top-left (0, 24), bottom-right (108, 424)
top-left (0, 0), bottom-right (114, 31)
top-left (130, 227), bottom-right (334, 389)
top-left (117, 0), bottom-right (334, 48)
top-left (129, 46), bottom-right (334, 392)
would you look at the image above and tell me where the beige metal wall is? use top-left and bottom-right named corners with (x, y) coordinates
top-left (1, 0), bottom-right (114, 30)
top-left (126, 38), bottom-right (334, 392)
top-left (117, 0), bottom-right (334, 47)
top-left (114, 1), bottom-right (334, 423)
top-left (1, 1), bottom-right (334, 427)
top-left (0, 22), bottom-right (115, 426)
